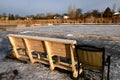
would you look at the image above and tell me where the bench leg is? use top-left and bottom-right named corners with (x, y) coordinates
top-left (70, 45), bottom-right (78, 78)
top-left (13, 48), bottom-right (20, 59)
top-left (56, 56), bottom-right (60, 63)
top-left (37, 53), bottom-right (40, 59)
top-left (72, 60), bottom-right (78, 78)
top-left (48, 55), bottom-right (55, 70)
top-left (44, 41), bottom-right (54, 70)
top-left (27, 51), bottom-right (35, 63)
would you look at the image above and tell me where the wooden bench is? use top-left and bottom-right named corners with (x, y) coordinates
top-left (8, 34), bottom-right (78, 78)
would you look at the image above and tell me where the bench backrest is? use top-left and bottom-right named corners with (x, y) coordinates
top-left (8, 34), bottom-right (76, 58)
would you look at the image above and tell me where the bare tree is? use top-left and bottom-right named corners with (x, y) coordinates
top-left (68, 5), bottom-right (76, 19)
top-left (8, 14), bottom-right (15, 20)
top-left (76, 8), bottom-right (82, 18)
top-left (46, 13), bottom-right (53, 19)
top-left (112, 3), bottom-right (116, 13)
top-left (91, 10), bottom-right (101, 18)
top-left (117, 6), bottom-right (120, 12)
top-left (83, 11), bottom-right (92, 18)
top-left (0, 14), bottom-right (2, 19)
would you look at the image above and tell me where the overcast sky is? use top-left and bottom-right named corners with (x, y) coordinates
top-left (0, 0), bottom-right (120, 16)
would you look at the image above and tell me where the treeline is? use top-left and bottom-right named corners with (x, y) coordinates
top-left (0, 6), bottom-right (120, 20)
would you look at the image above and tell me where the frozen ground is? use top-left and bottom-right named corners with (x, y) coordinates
top-left (0, 25), bottom-right (120, 80)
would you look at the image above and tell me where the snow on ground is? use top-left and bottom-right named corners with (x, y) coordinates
top-left (0, 59), bottom-right (71, 80)
top-left (0, 25), bottom-right (120, 80)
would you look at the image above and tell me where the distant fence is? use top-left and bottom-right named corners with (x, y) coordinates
top-left (0, 24), bottom-right (17, 30)
top-left (0, 18), bottom-right (120, 27)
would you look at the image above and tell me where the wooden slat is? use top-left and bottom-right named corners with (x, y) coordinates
top-left (7, 34), bottom-right (76, 44)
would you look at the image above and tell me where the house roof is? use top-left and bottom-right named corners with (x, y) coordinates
top-left (114, 12), bottom-right (120, 15)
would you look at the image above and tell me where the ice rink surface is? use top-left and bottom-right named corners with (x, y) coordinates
top-left (0, 24), bottom-right (120, 80)
top-left (9, 24), bottom-right (120, 37)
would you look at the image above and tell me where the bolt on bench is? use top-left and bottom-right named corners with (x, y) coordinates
top-left (8, 34), bottom-right (78, 78)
